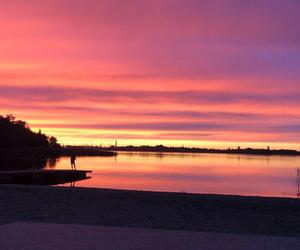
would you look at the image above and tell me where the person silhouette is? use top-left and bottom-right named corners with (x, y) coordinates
top-left (70, 155), bottom-right (76, 170)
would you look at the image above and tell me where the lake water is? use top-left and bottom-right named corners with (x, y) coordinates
top-left (46, 152), bottom-right (300, 198)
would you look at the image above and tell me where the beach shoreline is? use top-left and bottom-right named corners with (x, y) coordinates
top-left (1, 185), bottom-right (300, 237)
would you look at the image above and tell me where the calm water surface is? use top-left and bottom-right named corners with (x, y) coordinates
top-left (46, 152), bottom-right (300, 198)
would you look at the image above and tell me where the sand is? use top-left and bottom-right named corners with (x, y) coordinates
top-left (2, 222), bottom-right (300, 250)
top-left (0, 185), bottom-right (300, 237)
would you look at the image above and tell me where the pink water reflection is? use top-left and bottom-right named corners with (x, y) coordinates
top-left (46, 153), bottom-right (300, 198)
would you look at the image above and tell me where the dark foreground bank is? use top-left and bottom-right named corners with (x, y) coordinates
top-left (1, 185), bottom-right (300, 237)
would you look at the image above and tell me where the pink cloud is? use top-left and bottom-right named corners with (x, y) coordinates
top-left (1, 0), bottom-right (300, 147)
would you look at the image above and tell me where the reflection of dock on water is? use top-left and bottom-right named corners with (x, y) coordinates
top-left (0, 170), bottom-right (91, 186)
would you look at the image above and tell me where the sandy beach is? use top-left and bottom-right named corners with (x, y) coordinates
top-left (1, 185), bottom-right (300, 237)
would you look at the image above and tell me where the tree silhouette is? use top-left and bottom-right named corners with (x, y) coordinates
top-left (0, 114), bottom-right (59, 148)
top-left (49, 136), bottom-right (60, 148)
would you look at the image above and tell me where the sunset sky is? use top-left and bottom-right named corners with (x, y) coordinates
top-left (1, 0), bottom-right (300, 149)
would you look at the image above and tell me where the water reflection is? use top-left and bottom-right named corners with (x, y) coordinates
top-left (47, 157), bottom-right (59, 168)
top-left (0, 154), bottom-right (47, 171)
top-left (45, 152), bottom-right (300, 198)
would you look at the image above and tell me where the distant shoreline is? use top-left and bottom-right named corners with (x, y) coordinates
top-left (1, 145), bottom-right (300, 157)
top-left (1, 185), bottom-right (300, 237)
top-left (0, 147), bottom-right (117, 157)
top-left (103, 145), bottom-right (300, 156)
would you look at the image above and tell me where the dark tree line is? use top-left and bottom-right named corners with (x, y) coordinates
top-left (0, 115), bottom-right (117, 170)
top-left (107, 145), bottom-right (300, 156)
top-left (0, 114), bottom-right (60, 149)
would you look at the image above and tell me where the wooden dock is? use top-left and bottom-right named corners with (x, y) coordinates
top-left (0, 170), bottom-right (92, 185)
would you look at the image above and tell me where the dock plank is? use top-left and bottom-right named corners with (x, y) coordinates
top-left (0, 170), bottom-right (92, 185)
